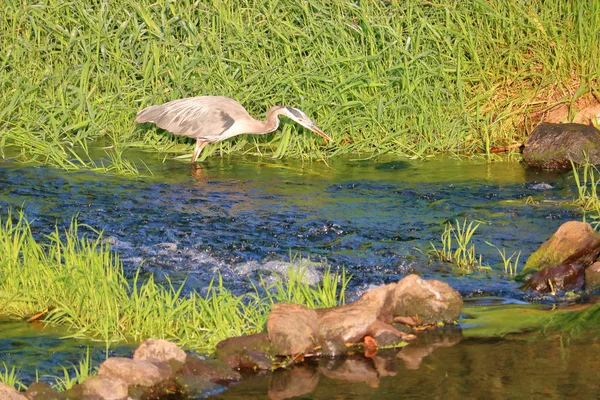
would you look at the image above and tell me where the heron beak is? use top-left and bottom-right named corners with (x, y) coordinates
top-left (308, 124), bottom-right (333, 143)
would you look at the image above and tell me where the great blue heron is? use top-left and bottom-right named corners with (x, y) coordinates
top-left (135, 96), bottom-right (333, 163)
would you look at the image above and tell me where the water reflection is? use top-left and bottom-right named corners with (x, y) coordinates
top-left (215, 326), bottom-right (600, 400)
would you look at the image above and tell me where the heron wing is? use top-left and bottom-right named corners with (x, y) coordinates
top-left (135, 96), bottom-right (248, 142)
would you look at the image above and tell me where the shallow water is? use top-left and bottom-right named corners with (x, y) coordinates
top-left (0, 154), bottom-right (586, 389)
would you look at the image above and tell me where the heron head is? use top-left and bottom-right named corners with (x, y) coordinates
top-left (282, 107), bottom-right (333, 142)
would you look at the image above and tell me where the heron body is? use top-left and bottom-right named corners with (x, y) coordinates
top-left (135, 96), bottom-right (332, 163)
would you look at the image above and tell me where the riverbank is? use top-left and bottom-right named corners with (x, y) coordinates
top-left (2, 0), bottom-right (599, 173)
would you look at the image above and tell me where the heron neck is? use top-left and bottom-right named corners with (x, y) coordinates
top-left (249, 106), bottom-right (284, 134)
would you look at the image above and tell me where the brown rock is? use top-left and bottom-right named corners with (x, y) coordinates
top-left (517, 221), bottom-right (600, 281)
top-left (133, 338), bottom-right (187, 365)
top-left (0, 383), bottom-right (27, 400)
top-left (215, 333), bottom-right (273, 370)
top-left (522, 122), bottom-right (600, 169)
top-left (98, 357), bottom-right (172, 387)
top-left (317, 301), bottom-right (379, 343)
top-left (523, 264), bottom-right (585, 293)
top-left (267, 303), bottom-right (319, 356)
top-left (179, 356), bottom-right (241, 383)
top-left (79, 375), bottom-right (128, 400)
top-left (357, 283), bottom-right (397, 322)
top-left (24, 382), bottom-right (59, 400)
top-left (585, 261), bottom-right (600, 291)
top-left (393, 274), bottom-right (463, 324)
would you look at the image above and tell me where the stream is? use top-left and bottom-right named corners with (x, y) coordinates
top-left (0, 154), bottom-right (593, 397)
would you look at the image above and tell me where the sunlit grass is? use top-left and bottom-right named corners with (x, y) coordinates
top-left (0, 363), bottom-right (26, 392)
top-left (50, 348), bottom-right (95, 392)
top-left (0, 210), bottom-right (348, 353)
top-left (1, 0), bottom-right (599, 171)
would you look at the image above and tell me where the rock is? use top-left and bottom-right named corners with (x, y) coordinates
top-left (267, 303), bottom-right (319, 355)
top-left (357, 283), bottom-right (397, 322)
top-left (522, 122), bottom-right (600, 169)
top-left (392, 274), bottom-right (463, 324)
top-left (317, 300), bottom-right (379, 343)
top-left (215, 333), bottom-right (273, 370)
top-left (79, 375), bottom-right (129, 400)
top-left (585, 262), bottom-right (600, 291)
top-left (133, 338), bottom-right (187, 365)
top-left (268, 366), bottom-right (319, 400)
top-left (24, 382), bottom-right (59, 400)
top-left (179, 356), bottom-right (241, 384)
top-left (98, 357), bottom-right (172, 387)
top-left (517, 221), bottom-right (600, 282)
top-left (523, 264), bottom-right (586, 293)
top-left (0, 383), bottom-right (27, 400)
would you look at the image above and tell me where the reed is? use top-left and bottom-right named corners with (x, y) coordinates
top-left (0, 210), bottom-right (348, 353)
top-left (1, 0), bottom-right (598, 171)
top-left (431, 218), bottom-right (485, 271)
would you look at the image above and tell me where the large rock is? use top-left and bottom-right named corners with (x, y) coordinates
top-left (79, 375), bottom-right (129, 400)
top-left (98, 357), bottom-right (172, 387)
top-left (267, 303), bottom-right (319, 356)
top-left (133, 338), bottom-right (187, 365)
top-left (522, 122), bottom-right (600, 169)
top-left (392, 274), bottom-right (463, 324)
top-left (517, 221), bottom-right (600, 282)
top-left (0, 383), bottom-right (27, 400)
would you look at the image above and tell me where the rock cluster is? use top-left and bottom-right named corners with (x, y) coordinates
top-left (517, 221), bottom-right (600, 293)
top-left (219, 274), bottom-right (462, 364)
top-left (5, 274), bottom-right (462, 399)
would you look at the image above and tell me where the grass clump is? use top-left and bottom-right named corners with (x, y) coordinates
top-left (0, 210), bottom-right (348, 353)
top-left (0, 363), bottom-right (26, 392)
top-left (1, 0), bottom-right (599, 170)
top-left (430, 218), bottom-right (485, 272)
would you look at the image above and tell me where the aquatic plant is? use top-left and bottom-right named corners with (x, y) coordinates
top-left (50, 348), bottom-right (95, 392)
top-left (571, 157), bottom-right (600, 228)
top-left (431, 218), bottom-right (485, 271)
top-left (1, 0), bottom-right (599, 170)
top-left (0, 363), bottom-right (26, 392)
top-left (0, 210), bottom-right (348, 353)
top-left (485, 242), bottom-right (521, 276)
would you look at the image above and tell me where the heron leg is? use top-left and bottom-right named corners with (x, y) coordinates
top-left (191, 140), bottom-right (207, 164)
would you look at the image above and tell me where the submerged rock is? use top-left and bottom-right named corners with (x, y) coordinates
top-left (215, 333), bottom-right (274, 370)
top-left (517, 221), bottom-right (600, 283)
top-left (179, 356), bottom-right (241, 384)
top-left (24, 382), bottom-right (58, 400)
top-left (522, 122), bottom-right (600, 169)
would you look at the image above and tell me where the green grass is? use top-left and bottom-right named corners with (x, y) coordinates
top-left (0, 363), bottom-right (26, 392)
top-left (0, 210), bottom-right (348, 353)
top-left (1, 0), bottom-right (599, 172)
top-left (430, 218), bottom-right (486, 272)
